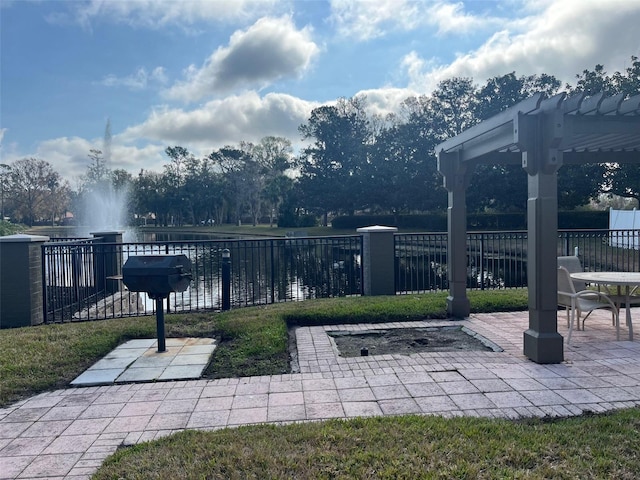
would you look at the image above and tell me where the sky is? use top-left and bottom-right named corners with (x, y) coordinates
top-left (1, 0), bottom-right (640, 183)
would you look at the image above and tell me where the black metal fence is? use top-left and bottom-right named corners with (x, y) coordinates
top-left (558, 229), bottom-right (640, 272)
top-left (42, 235), bottom-right (363, 323)
top-left (43, 237), bottom-right (102, 323)
top-left (393, 229), bottom-right (640, 294)
top-left (42, 229), bottom-right (640, 323)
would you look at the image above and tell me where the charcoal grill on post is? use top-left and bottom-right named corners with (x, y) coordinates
top-left (122, 255), bottom-right (192, 352)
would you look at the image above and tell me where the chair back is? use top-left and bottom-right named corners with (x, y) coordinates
top-left (557, 256), bottom-right (587, 291)
top-left (557, 266), bottom-right (576, 292)
top-left (557, 266), bottom-right (576, 307)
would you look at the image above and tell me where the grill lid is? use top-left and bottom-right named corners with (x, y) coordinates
top-left (122, 254), bottom-right (192, 297)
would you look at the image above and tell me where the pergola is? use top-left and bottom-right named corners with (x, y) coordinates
top-left (436, 91), bottom-right (640, 363)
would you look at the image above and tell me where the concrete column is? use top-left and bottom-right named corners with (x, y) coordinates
top-left (438, 152), bottom-right (471, 319)
top-left (357, 225), bottom-right (398, 296)
top-left (0, 234), bottom-right (49, 328)
top-left (91, 231), bottom-right (124, 295)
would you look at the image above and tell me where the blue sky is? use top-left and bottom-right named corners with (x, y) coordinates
top-left (1, 0), bottom-right (639, 182)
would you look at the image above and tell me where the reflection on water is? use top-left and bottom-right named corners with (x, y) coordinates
top-left (138, 237), bottom-right (363, 312)
top-left (135, 231), bottom-right (242, 242)
top-left (29, 227), bottom-right (245, 242)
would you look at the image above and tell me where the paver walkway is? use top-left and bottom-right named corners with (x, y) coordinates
top-left (2, 309), bottom-right (640, 479)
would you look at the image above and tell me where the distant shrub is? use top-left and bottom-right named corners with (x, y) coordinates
top-left (331, 211), bottom-right (609, 231)
top-left (0, 221), bottom-right (25, 237)
top-left (278, 212), bottom-right (317, 228)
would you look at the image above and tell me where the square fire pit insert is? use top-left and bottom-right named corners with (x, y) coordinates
top-left (327, 326), bottom-right (502, 357)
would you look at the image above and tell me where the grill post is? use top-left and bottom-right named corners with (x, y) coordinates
top-left (222, 249), bottom-right (231, 311)
top-left (155, 297), bottom-right (166, 352)
top-left (121, 254), bottom-right (191, 352)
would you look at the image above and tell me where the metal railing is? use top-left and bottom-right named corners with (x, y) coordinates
top-left (42, 235), bottom-right (363, 323)
top-left (42, 229), bottom-right (639, 323)
top-left (43, 237), bottom-right (102, 323)
top-left (394, 229), bottom-right (640, 294)
top-left (558, 229), bottom-right (640, 272)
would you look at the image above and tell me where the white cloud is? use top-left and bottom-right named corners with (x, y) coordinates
top-left (98, 66), bottom-right (168, 90)
top-left (354, 87), bottom-right (417, 119)
top-left (165, 16), bottom-right (320, 102)
top-left (329, 0), bottom-right (501, 40)
top-left (427, 2), bottom-right (498, 36)
top-left (122, 91), bottom-right (319, 149)
top-left (33, 136), bottom-right (98, 183)
top-left (49, 0), bottom-right (285, 30)
top-left (8, 91), bottom-right (317, 183)
top-left (23, 136), bottom-right (166, 183)
top-left (403, 0), bottom-right (640, 91)
top-left (109, 143), bottom-right (168, 174)
top-left (329, 0), bottom-right (421, 40)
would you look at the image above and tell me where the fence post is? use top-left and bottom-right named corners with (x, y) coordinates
top-left (357, 225), bottom-right (398, 296)
top-left (222, 248), bottom-right (231, 310)
top-left (479, 235), bottom-right (485, 290)
top-left (91, 231), bottom-right (123, 295)
top-left (269, 240), bottom-right (275, 304)
top-left (0, 234), bottom-right (49, 328)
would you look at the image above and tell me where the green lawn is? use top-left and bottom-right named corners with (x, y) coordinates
top-left (94, 411), bottom-right (640, 479)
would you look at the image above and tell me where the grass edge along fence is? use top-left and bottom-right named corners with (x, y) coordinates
top-left (41, 228), bottom-right (640, 323)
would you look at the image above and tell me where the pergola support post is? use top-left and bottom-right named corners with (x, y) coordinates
top-left (521, 113), bottom-right (564, 363)
top-left (523, 170), bottom-right (564, 362)
top-left (439, 152), bottom-right (471, 319)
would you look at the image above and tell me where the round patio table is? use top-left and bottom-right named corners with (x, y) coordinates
top-left (570, 272), bottom-right (640, 341)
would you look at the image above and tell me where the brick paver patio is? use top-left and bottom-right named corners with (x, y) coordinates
top-left (2, 309), bottom-right (640, 479)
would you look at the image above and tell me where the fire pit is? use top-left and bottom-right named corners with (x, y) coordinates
top-left (122, 255), bottom-right (192, 352)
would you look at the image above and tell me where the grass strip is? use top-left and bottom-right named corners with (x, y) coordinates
top-left (93, 411), bottom-right (640, 479)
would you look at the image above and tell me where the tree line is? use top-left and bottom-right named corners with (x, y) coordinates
top-left (2, 56), bottom-right (638, 228)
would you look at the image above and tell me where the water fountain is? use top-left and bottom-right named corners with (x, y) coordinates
top-left (74, 119), bottom-right (136, 241)
top-left (75, 182), bottom-right (135, 241)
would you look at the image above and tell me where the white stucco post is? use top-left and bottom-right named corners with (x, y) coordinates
top-left (357, 225), bottom-right (398, 296)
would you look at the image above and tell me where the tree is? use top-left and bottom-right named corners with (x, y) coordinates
top-left (45, 177), bottom-right (71, 226)
top-left (612, 55), bottom-right (640, 97)
top-left (8, 158), bottom-right (64, 226)
top-left (112, 169), bottom-right (133, 193)
top-left (297, 96), bottom-right (373, 224)
top-left (568, 63), bottom-right (611, 95)
top-left (428, 77), bottom-right (479, 141)
top-left (181, 155), bottom-right (224, 226)
top-left (84, 149), bottom-right (110, 192)
top-left (605, 56), bottom-right (640, 205)
top-left (369, 116), bottom-right (445, 216)
top-left (0, 163), bottom-right (12, 221)
top-left (208, 146), bottom-right (255, 225)
top-left (606, 163), bottom-right (640, 206)
top-left (133, 169), bottom-right (166, 226)
top-left (253, 136), bottom-right (294, 226)
top-left (163, 146), bottom-right (194, 225)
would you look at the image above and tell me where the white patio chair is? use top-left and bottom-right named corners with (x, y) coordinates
top-left (557, 266), bottom-right (619, 343)
top-left (557, 256), bottom-right (587, 291)
top-left (558, 255), bottom-right (640, 313)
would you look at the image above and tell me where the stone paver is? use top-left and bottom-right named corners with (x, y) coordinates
top-left (3, 309), bottom-right (640, 479)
